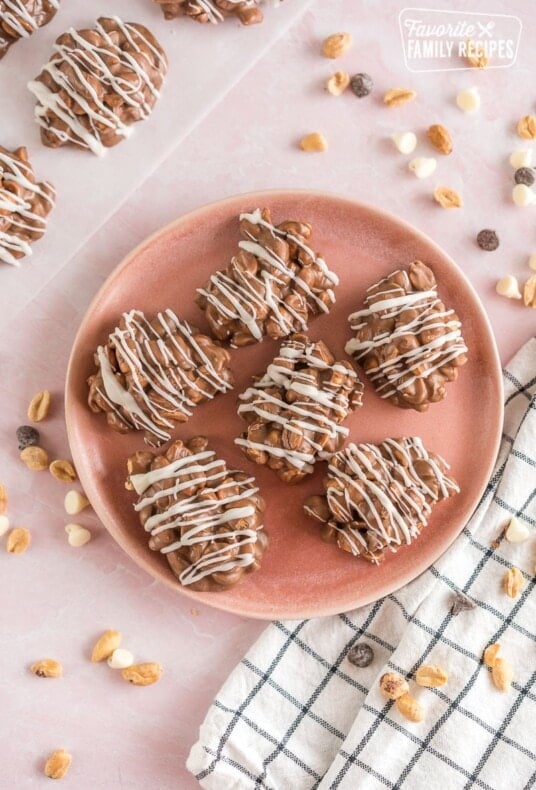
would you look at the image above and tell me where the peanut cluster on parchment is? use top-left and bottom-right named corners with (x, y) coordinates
top-left (197, 208), bottom-right (339, 347)
top-left (305, 437), bottom-right (459, 563)
top-left (27, 16), bottom-right (168, 155)
top-left (87, 309), bottom-right (233, 447)
top-left (0, 0), bottom-right (59, 60)
top-left (0, 145), bottom-right (55, 267)
top-left (236, 333), bottom-right (364, 484)
top-left (127, 436), bottom-right (268, 591)
top-left (154, 0), bottom-right (264, 26)
top-left (345, 261), bottom-right (468, 412)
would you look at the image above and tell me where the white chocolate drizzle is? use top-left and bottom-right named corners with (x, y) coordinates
top-left (197, 208), bottom-right (338, 344)
top-left (311, 438), bottom-right (459, 561)
top-left (95, 309), bottom-right (232, 445)
top-left (345, 269), bottom-right (467, 398)
top-left (0, 149), bottom-right (55, 266)
top-left (190, 0), bottom-right (257, 24)
top-left (130, 449), bottom-right (263, 586)
top-left (235, 337), bottom-right (360, 473)
top-left (0, 0), bottom-right (59, 39)
top-left (27, 16), bottom-right (166, 156)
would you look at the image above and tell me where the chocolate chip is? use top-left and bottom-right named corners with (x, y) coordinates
top-left (450, 590), bottom-right (477, 616)
top-left (16, 425), bottom-right (40, 450)
top-left (514, 167), bottom-right (535, 187)
top-left (350, 73), bottom-right (373, 98)
top-left (347, 642), bottom-right (374, 667)
top-left (476, 229), bottom-right (499, 251)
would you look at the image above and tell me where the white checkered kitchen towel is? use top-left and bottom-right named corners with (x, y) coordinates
top-left (187, 338), bottom-right (536, 790)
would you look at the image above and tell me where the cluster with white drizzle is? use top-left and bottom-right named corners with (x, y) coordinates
top-left (0, 0), bottom-right (59, 58)
top-left (197, 207), bottom-right (339, 347)
top-left (345, 261), bottom-right (468, 411)
top-left (128, 438), bottom-right (267, 591)
top-left (87, 309), bottom-right (233, 446)
top-left (156, 0), bottom-right (264, 26)
top-left (304, 437), bottom-right (459, 563)
top-left (27, 16), bottom-right (167, 156)
top-left (0, 146), bottom-right (55, 267)
top-left (236, 334), bottom-right (363, 483)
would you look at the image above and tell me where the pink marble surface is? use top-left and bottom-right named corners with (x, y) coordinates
top-left (1, 1), bottom-right (535, 788)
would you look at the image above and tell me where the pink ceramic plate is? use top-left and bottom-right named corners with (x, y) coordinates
top-left (65, 190), bottom-right (503, 620)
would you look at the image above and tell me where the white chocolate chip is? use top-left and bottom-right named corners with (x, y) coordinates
top-left (456, 87), bottom-right (480, 112)
top-left (0, 515), bottom-right (9, 537)
top-left (505, 517), bottom-right (530, 543)
top-left (64, 489), bottom-right (90, 515)
top-left (65, 523), bottom-right (92, 547)
top-left (408, 157), bottom-right (437, 179)
top-left (529, 254), bottom-right (536, 271)
top-left (510, 150), bottom-right (533, 169)
top-left (496, 275), bottom-right (522, 300)
top-left (391, 131), bottom-right (417, 154)
top-left (512, 184), bottom-right (536, 207)
top-left (107, 648), bottom-right (134, 670)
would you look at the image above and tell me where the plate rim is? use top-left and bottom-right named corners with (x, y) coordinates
top-left (65, 188), bottom-right (503, 620)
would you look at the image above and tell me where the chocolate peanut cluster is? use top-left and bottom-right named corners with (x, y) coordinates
top-left (87, 309), bottom-right (233, 446)
top-left (27, 17), bottom-right (168, 156)
top-left (197, 208), bottom-right (339, 347)
top-left (127, 436), bottom-right (268, 591)
top-left (304, 437), bottom-right (459, 563)
top-left (236, 334), bottom-right (363, 483)
top-left (154, 0), bottom-right (264, 26)
top-left (345, 261), bottom-right (468, 411)
top-left (0, 145), bottom-right (55, 266)
top-left (0, 0), bottom-right (59, 60)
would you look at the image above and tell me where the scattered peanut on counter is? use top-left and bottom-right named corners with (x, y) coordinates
top-left (27, 390), bottom-right (51, 422)
top-left (91, 630), bottom-right (122, 663)
top-left (31, 659), bottom-right (63, 678)
top-left (322, 33), bottom-right (352, 59)
top-left (44, 749), bottom-right (72, 780)
top-left (6, 527), bottom-right (31, 554)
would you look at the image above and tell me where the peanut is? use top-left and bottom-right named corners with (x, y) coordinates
top-left (300, 132), bottom-right (328, 152)
top-left (504, 567), bottom-right (524, 598)
top-left (91, 629), bottom-right (122, 662)
top-left (322, 33), bottom-right (352, 59)
top-left (483, 643), bottom-right (501, 668)
top-left (326, 71), bottom-right (350, 96)
top-left (396, 694), bottom-right (424, 722)
top-left (49, 459), bottom-right (77, 483)
top-left (491, 657), bottom-right (513, 692)
top-left (415, 664), bottom-right (448, 687)
top-left (31, 659), bottom-right (63, 678)
top-left (0, 483), bottom-right (7, 515)
top-left (466, 39), bottom-right (489, 68)
top-left (427, 124), bottom-right (453, 155)
top-left (44, 749), bottom-right (72, 780)
top-left (517, 115), bottom-right (536, 140)
top-left (20, 445), bottom-right (49, 471)
top-left (122, 662), bottom-right (163, 686)
top-left (383, 88), bottom-right (416, 107)
top-left (379, 672), bottom-right (409, 700)
top-left (433, 186), bottom-right (463, 209)
top-left (27, 390), bottom-right (51, 422)
top-left (6, 527), bottom-right (31, 554)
